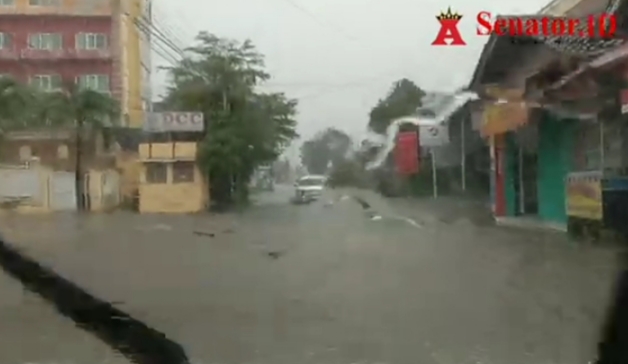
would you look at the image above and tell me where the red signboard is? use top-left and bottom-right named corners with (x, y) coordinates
top-left (621, 89), bottom-right (628, 113)
top-left (394, 131), bottom-right (420, 175)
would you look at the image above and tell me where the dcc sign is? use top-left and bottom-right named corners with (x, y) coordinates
top-left (144, 112), bottom-right (204, 132)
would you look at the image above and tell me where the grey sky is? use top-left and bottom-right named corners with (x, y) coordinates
top-left (151, 0), bottom-right (550, 151)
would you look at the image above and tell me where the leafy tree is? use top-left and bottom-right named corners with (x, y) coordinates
top-left (368, 78), bottom-right (425, 134)
top-left (300, 138), bottom-right (328, 175)
top-left (327, 158), bottom-right (367, 188)
top-left (37, 85), bottom-right (120, 210)
top-left (272, 158), bottom-right (291, 183)
top-left (300, 127), bottom-right (352, 175)
top-left (163, 32), bottom-right (298, 206)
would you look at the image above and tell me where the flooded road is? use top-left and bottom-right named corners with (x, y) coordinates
top-left (0, 185), bottom-right (621, 364)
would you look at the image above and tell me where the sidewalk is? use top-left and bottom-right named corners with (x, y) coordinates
top-left (332, 188), bottom-right (493, 228)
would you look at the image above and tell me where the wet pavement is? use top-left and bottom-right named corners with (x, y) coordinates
top-left (0, 184), bottom-right (623, 364)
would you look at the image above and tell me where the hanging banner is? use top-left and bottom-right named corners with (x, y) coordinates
top-left (482, 102), bottom-right (529, 136)
top-left (395, 131), bottom-right (419, 175)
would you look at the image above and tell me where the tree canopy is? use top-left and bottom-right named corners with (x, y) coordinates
top-left (368, 78), bottom-right (425, 134)
top-left (162, 32), bottom-right (299, 205)
top-left (300, 127), bottom-right (352, 175)
top-left (0, 77), bottom-right (36, 131)
top-left (0, 77), bottom-right (119, 132)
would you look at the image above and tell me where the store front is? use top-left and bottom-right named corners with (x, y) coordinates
top-left (504, 123), bottom-right (539, 217)
top-left (486, 105), bottom-right (577, 230)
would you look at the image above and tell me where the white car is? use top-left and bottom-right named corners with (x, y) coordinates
top-left (293, 175), bottom-right (327, 203)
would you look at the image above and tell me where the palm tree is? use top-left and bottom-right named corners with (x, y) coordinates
top-left (39, 85), bottom-right (120, 210)
top-left (0, 76), bottom-right (35, 131)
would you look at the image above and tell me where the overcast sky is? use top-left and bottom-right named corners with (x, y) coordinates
top-left (151, 0), bottom-right (551, 158)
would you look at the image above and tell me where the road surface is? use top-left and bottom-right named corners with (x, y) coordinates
top-left (0, 185), bottom-right (622, 364)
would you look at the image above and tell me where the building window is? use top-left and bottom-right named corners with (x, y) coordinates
top-left (172, 162), bottom-right (195, 183)
top-left (0, 0), bottom-right (15, 5)
top-left (76, 33), bottom-right (107, 50)
top-left (145, 162), bottom-right (167, 183)
top-left (29, 0), bottom-right (60, 5)
top-left (28, 33), bottom-right (62, 50)
top-left (29, 74), bottom-right (62, 92)
top-left (0, 33), bottom-right (12, 49)
top-left (76, 74), bottom-right (109, 92)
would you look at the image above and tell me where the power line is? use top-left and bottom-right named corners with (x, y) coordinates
top-left (135, 19), bottom-right (181, 65)
top-left (151, 17), bottom-right (187, 53)
top-left (132, 6), bottom-right (414, 107)
top-left (152, 1), bottom-right (196, 41)
top-left (135, 15), bottom-right (185, 57)
top-left (278, 0), bottom-right (358, 41)
top-left (149, 5), bottom-right (191, 53)
top-left (128, 13), bottom-right (185, 70)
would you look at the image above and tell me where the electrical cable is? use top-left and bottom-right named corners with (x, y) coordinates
top-left (150, 4), bottom-right (193, 50)
top-left (277, 0), bottom-right (358, 41)
top-left (134, 15), bottom-right (185, 58)
top-left (133, 4), bottom-right (417, 107)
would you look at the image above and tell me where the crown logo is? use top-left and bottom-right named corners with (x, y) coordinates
top-left (436, 7), bottom-right (462, 21)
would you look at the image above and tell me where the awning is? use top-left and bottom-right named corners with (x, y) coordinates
top-left (547, 44), bottom-right (628, 91)
top-left (590, 43), bottom-right (628, 68)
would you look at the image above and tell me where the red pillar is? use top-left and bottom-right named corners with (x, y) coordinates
top-left (494, 134), bottom-right (506, 217)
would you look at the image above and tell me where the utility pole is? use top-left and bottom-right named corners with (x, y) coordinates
top-left (222, 88), bottom-right (234, 200)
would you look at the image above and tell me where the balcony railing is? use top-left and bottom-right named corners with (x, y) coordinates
top-left (0, 3), bottom-right (112, 16)
top-left (139, 142), bottom-right (197, 161)
top-left (19, 48), bottom-right (112, 60)
top-left (66, 48), bottom-right (112, 60)
top-left (0, 48), bottom-right (19, 60)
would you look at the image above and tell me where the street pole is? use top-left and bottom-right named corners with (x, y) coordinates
top-left (461, 117), bottom-right (466, 191)
top-left (431, 149), bottom-right (438, 198)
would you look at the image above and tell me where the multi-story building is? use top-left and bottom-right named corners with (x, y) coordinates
top-left (0, 0), bottom-right (151, 128)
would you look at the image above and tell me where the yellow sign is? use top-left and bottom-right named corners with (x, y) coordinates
top-left (484, 86), bottom-right (525, 101)
top-left (566, 177), bottom-right (603, 220)
top-left (482, 102), bottom-right (529, 136)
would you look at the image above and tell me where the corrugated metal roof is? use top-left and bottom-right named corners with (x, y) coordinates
top-left (469, 0), bottom-right (627, 89)
top-left (513, 0), bottom-right (625, 55)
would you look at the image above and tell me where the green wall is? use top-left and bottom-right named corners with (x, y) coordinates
top-left (500, 114), bottom-right (574, 224)
top-left (537, 113), bottom-right (574, 225)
